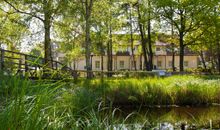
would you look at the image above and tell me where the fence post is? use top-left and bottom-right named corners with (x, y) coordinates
top-left (55, 62), bottom-right (58, 70)
top-left (0, 50), bottom-right (4, 70)
top-left (25, 55), bottom-right (28, 72)
top-left (18, 59), bottom-right (22, 74)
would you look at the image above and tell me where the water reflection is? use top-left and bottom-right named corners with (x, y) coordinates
top-left (114, 106), bottom-right (220, 129)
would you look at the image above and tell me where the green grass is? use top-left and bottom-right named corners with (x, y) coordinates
top-left (0, 73), bottom-right (220, 129)
top-left (0, 72), bottom-right (130, 129)
top-left (81, 75), bottom-right (220, 106)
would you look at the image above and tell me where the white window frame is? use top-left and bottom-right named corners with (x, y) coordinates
top-left (95, 61), bottom-right (100, 69)
top-left (184, 61), bottom-right (189, 67)
top-left (157, 61), bottom-right (162, 67)
top-left (119, 61), bottom-right (125, 69)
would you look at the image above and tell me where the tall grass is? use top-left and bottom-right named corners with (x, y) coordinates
top-left (81, 75), bottom-right (220, 106)
top-left (0, 72), bottom-right (133, 129)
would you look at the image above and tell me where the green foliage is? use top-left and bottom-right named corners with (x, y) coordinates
top-left (0, 73), bottom-right (130, 129)
top-left (0, 74), bottom-right (220, 129)
top-left (84, 75), bottom-right (220, 106)
top-left (0, 7), bottom-right (28, 50)
top-left (0, 0), bottom-right (219, 72)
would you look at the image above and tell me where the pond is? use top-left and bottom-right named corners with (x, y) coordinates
top-left (113, 106), bottom-right (220, 130)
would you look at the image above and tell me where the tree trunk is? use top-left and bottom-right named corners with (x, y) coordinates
top-left (107, 0), bottom-right (113, 76)
top-left (85, 0), bottom-right (93, 79)
top-left (147, 18), bottom-right (153, 71)
top-left (73, 60), bottom-right (76, 70)
top-left (171, 14), bottom-right (175, 72)
top-left (100, 37), bottom-right (104, 77)
top-left (85, 19), bottom-right (92, 78)
top-left (110, 31), bottom-right (113, 72)
top-left (147, 0), bottom-right (153, 71)
top-left (217, 36), bottom-right (220, 73)
top-left (101, 55), bottom-right (104, 71)
top-left (179, 10), bottom-right (185, 72)
top-left (129, 5), bottom-right (136, 71)
top-left (200, 50), bottom-right (207, 70)
top-left (179, 32), bottom-right (184, 72)
top-left (43, 1), bottom-right (52, 68)
top-left (139, 53), bottom-right (142, 70)
top-left (172, 49), bottom-right (176, 72)
top-left (107, 26), bottom-right (113, 77)
top-left (137, 4), bottom-right (148, 71)
top-left (218, 52), bottom-right (220, 74)
top-left (100, 41), bottom-right (104, 72)
top-left (216, 17), bottom-right (220, 74)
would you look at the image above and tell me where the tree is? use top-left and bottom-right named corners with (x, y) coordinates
top-left (158, 33), bottom-right (179, 72)
top-left (121, 1), bottom-right (137, 70)
top-left (3, 0), bottom-right (67, 68)
top-left (155, 0), bottom-right (210, 72)
top-left (0, 4), bottom-right (28, 51)
top-left (93, 0), bottom-right (121, 75)
top-left (91, 1), bottom-right (109, 71)
top-left (136, 0), bottom-right (157, 71)
top-left (146, 0), bottom-right (154, 71)
top-left (136, 2), bottom-right (149, 70)
top-left (83, 0), bottom-right (94, 78)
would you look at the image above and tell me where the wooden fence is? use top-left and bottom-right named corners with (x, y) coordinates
top-left (0, 48), bottom-right (73, 79)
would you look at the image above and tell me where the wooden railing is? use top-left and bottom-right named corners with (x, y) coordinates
top-left (0, 48), bottom-right (73, 79)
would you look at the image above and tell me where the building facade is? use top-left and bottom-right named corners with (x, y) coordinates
top-left (72, 41), bottom-right (199, 71)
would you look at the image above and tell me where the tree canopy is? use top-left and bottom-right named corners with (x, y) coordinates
top-left (0, 0), bottom-right (219, 75)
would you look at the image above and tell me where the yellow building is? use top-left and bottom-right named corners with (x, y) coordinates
top-left (72, 41), bottom-right (199, 71)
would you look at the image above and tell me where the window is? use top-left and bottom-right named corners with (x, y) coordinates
top-left (58, 57), bottom-right (64, 62)
top-left (169, 61), bottom-right (172, 67)
top-left (156, 47), bottom-right (161, 51)
top-left (157, 61), bottom-right (162, 67)
top-left (184, 61), bottom-right (189, 67)
top-left (132, 61), bottom-right (136, 68)
top-left (95, 61), bottom-right (100, 69)
top-left (119, 61), bottom-right (125, 68)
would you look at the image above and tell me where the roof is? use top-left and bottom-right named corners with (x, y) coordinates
top-left (155, 41), bottom-right (167, 46)
top-left (116, 51), bottom-right (130, 56)
top-left (166, 47), bottom-right (198, 56)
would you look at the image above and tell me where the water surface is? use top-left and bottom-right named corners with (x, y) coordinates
top-left (114, 106), bottom-right (220, 129)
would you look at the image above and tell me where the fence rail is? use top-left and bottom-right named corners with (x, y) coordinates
top-left (0, 48), bottom-right (73, 79)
